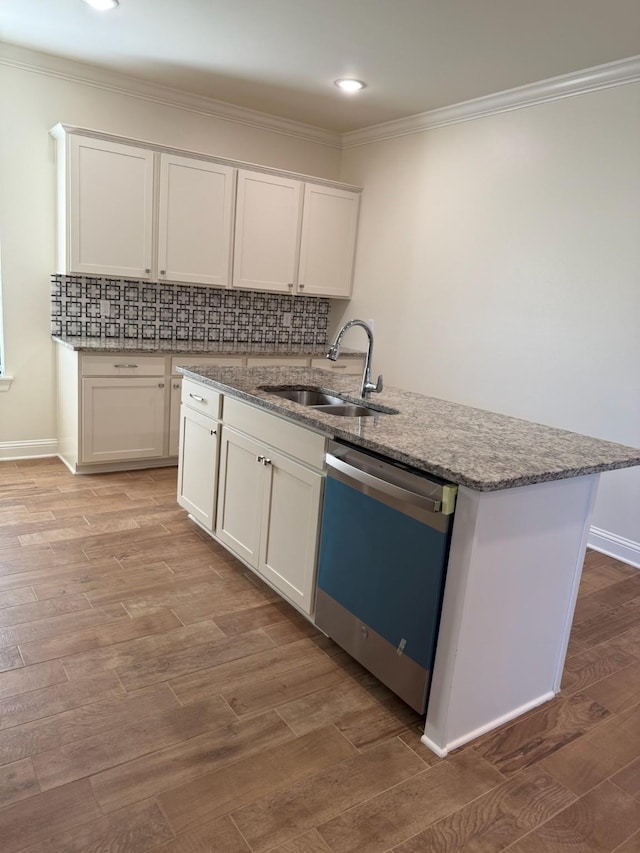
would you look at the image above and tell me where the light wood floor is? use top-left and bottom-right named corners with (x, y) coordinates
top-left (0, 458), bottom-right (639, 852)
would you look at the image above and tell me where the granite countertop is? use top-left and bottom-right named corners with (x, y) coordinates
top-left (177, 365), bottom-right (640, 492)
top-left (52, 336), bottom-right (363, 359)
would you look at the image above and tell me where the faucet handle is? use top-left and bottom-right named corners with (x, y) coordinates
top-left (363, 374), bottom-right (384, 395)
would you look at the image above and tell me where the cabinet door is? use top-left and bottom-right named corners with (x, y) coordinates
top-left (216, 428), bottom-right (264, 568)
top-left (157, 154), bottom-right (235, 286)
top-left (233, 170), bottom-right (302, 293)
top-left (168, 379), bottom-right (182, 457)
top-left (259, 451), bottom-right (323, 615)
top-left (68, 136), bottom-right (154, 278)
top-left (177, 406), bottom-right (219, 530)
top-left (298, 184), bottom-right (360, 298)
top-left (81, 377), bottom-right (166, 463)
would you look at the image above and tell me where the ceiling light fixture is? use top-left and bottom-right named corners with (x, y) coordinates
top-left (83, 0), bottom-right (119, 10)
top-left (335, 78), bottom-right (366, 93)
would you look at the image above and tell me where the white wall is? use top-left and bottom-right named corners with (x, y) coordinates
top-left (337, 84), bottom-right (640, 555)
top-left (0, 54), bottom-right (341, 447)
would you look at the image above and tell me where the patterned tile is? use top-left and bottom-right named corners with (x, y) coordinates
top-left (51, 276), bottom-right (330, 345)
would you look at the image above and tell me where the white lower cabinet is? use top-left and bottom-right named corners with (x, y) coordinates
top-left (258, 447), bottom-right (323, 614)
top-left (169, 357), bottom-right (245, 458)
top-left (81, 377), bottom-right (166, 463)
top-left (55, 342), bottom-right (355, 478)
top-left (216, 428), bottom-right (264, 567)
top-left (215, 400), bottom-right (325, 615)
top-left (168, 380), bottom-right (182, 457)
top-left (177, 406), bottom-right (220, 530)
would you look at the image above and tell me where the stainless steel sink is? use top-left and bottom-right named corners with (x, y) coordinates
top-left (258, 385), bottom-right (399, 418)
top-left (313, 403), bottom-right (380, 417)
top-left (259, 387), bottom-right (345, 406)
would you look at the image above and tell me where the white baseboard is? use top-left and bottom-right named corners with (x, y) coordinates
top-left (588, 526), bottom-right (640, 570)
top-left (0, 439), bottom-right (58, 461)
top-left (421, 690), bottom-right (555, 757)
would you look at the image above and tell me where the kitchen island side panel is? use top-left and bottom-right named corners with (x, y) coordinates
top-left (423, 473), bottom-right (599, 756)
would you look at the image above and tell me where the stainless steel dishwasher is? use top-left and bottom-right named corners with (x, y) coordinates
top-left (315, 440), bottom-right (457, 714)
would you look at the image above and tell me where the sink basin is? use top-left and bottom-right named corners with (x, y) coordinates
top-left (259, 387), bottom-right (344, 406)
top-left (258, 385), bottom-right (399, 418)
top-left (313, 403), bottom-right (380, 417)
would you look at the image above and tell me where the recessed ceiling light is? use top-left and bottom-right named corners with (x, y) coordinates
top-left (335, 79), bottom-right (366, 93)
top-left (83, 0), bottom-right (119, 10)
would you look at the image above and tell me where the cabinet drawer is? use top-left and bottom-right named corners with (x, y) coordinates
top-left (81, 355), bottom-right (166, 377)
top-left (223, 397), bottom-right (325, 469)
top-left (246, 357), bottom-right (308, 367)
top-left (310, 357), bottom-right (364, 375)
top-left (172, 356), bottom-right (244, 375)
top-left (181, 377), bottom-right (222, 418)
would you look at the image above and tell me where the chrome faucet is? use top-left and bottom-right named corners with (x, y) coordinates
top-left (327, 319), bottom-right (383, 399)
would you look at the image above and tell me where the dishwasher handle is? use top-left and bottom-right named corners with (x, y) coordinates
top-left (326, 451), bottom-right (452, 516)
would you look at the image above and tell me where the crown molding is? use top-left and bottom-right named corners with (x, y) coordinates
top-left (0, 42), bottom-right (342, 149)
top-left (342, 54), bottom-right (640, 148)
top-left (3, 42), bottom-right (640, 151)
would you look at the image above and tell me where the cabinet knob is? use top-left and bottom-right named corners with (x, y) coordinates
top-left (263, 458), bottom-right (272, 466)
top-left (144, 269), bottom-right (151, 274)
top-left (288, 282), bottom-right (293, 288)
top-left (299, 283), bottom-right (305, 290)
top-left (160, 270), bottom-right (166, 276)
top-left (158, 383), bottom-right (165, 388)
top-left (210, 429), bottom-right (216, 436)
top-left (173, 382), bottom-right (180, 389)
top-left (257, 455), bottom-right (265, 463)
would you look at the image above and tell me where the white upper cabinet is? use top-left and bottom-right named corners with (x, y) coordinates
top-left (67, 135), bottom-right (155, 279)
top-left (157, 154), bottom-right (235, 286)
top-left (298, 184), bottom-right (360, 298)
top-left (233, 174), bottom-right (360, 299)
top-left (52, 125), bottom-right (361, 296)
top-left (233, 170), bottom-right (303, 293)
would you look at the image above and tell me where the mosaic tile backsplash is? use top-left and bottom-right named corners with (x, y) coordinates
top-left (51, 275), bottom-right (330, 346)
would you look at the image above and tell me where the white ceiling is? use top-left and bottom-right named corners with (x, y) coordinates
top-left (2, 0), bottom-right (640, 133)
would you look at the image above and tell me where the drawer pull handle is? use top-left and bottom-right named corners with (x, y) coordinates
top-left (189, 393), bottom-right (205, 403)
top-left (114, 364), bottom-right (138, 368)
top-left (330, 364), bottom-right (348, 369)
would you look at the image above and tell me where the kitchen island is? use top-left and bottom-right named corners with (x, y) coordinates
top-left (176, 365), bottom-right (640, 755)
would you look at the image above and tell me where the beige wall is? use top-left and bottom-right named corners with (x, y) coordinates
top-left (0, 58), bottom-right (341, 444)
top-left (336, 84), bottom-right (640, 551)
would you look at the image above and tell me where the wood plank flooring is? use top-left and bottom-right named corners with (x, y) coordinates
top-left (0, 457), bottom-right (639, 852)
